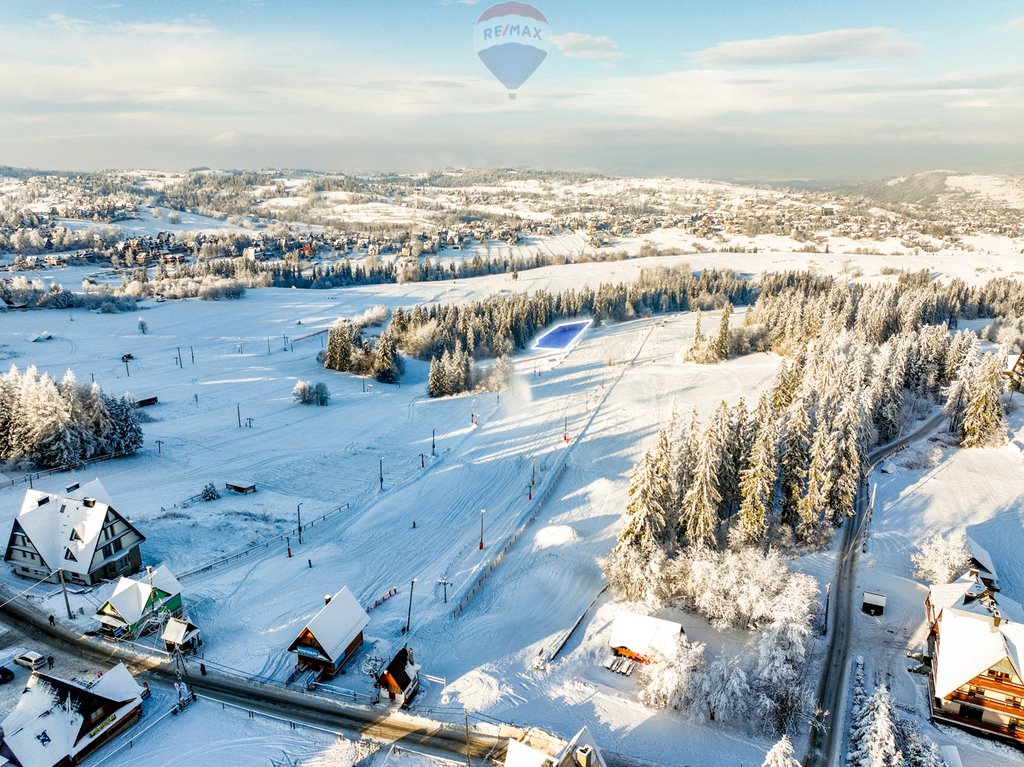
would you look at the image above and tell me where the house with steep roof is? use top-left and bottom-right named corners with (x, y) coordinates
top-left (93, 565), bottom-right (183, 637)
top-left (3, 480), bottom-right (145, 586)
top-left (0, 662), bottom-right (146, 767)
top-left (161, 616), bottom-right (202, 654)
top-left (376, 645), bottom-right (420, 706)
top-left (926, 574), bottom-right (1024, 743)
top-left (287, 587), bottom-right (369, 679)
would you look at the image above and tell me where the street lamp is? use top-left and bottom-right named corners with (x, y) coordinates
top-left (297, 503), bottom-right (303, 545)
top-left (479, 508), bottom-right (485, 550)
top-left (405, 578), bottom-right (417, 634)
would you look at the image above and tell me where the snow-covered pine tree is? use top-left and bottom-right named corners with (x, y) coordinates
top-left (427, 356), bottom-right (448, 397)
top-left (847, 685), bottom-right (902, 767)
top-left (779, 399), bottom-right (811, 531)
top-left (619, 451), bottom-right (669, 550)
top-left (762, 736), bottom-right (802, 767)
top-left (371, 327), bottom-right (401, 384)
top-left (83, 382), bottom-right (114, 457)
top-left (671, 412), bottom-right (699, 532)
top-left (712, 401), bottom-right (742, 520)
top-left (797, 423), bottom-right (831, 542)
top-left (105, 396), bottom-right (143, 457)
top-left (735, 414), bottom-right (780, 546)
top-left (31, 374), bottom-right (80, 469)
top-left (714, 302), bottom-right (732, 361)
top-left (0, 365), bottom-right (18, 459)
top-left (682, 422), bottom-right (722, 548)
top-left (651, 426), bottom-right (675, 522)
top-left (686, 311), bottom-right (706, 362)
top-left (942, 371), bottom-right (971, 439)
top-left (961, 353), bottom-right (1006, 448)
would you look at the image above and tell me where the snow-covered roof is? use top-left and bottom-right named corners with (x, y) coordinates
top-left (934, 609), bottom-right (1024, 698)
top-left (94, 565), bottom-right (181, 627)
top-left (13, 479), bottom-right (124, 577)
top-left (928, 574), bottom-right (1024, 624)
top-left (91, 662), bottom-right (145, 702)
top-left (609, 611), bottom-right (683, 659)
top-left (966, 535), bottom-right (999, 587)
top-left (290, 587), bottom-right (369, 663)
top-left (503, 739), bottom-right (551, 767)
top-left (0, 663), bottom-right (142, 767)
top-left (161, 616), bottom-right (199, 646)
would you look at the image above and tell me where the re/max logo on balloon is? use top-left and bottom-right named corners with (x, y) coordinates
top-left (481, 23), bottom-right (544, 42)
top-left (474, 2), bottom-right (551, 100)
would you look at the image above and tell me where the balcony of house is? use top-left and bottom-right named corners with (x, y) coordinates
top-left (948, 689), bottom-right (1024, 720)
top-left (970, 674), bottom-right (1024, 699)
top-left (932, 703), bottom-right (1024, 745)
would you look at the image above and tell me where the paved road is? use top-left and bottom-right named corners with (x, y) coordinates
top-left (804, 412), bottom-right (946, 767)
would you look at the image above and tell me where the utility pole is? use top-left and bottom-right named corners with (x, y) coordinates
top-left (405, 578), bottom-right (417, 634)
top-left (438, 578), bottom-right (450, 604)
top-left (155, 440), bottom-right (163, 454)
top-left (420, 453), bottom-right (427, 469)
top-left (236, 403), bottom-right (242, 428)
top-left (59, 569), bottom-right (73, 621)
top-left (297, 503), bottom-right (303, 545)
top-left (190, 346), bottom-right (195, 364)
top-left (432, 428), bottom-right (436, 456)
top-left (124, 359), bottom-right (130, 377)
top-left (822, 582), bottom-right (832, 636)
top-left (379, 458), bottom-right (384, 491)
top-left (479, 509), bottom-right (485, 550)
top-left (464, 708), bottom-right (472, 767)
top-left (532, 460), bottom-right (535, 487)
top-left (177, 347), bottom-right (182, 367)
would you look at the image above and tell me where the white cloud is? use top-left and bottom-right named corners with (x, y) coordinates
top-left (118, 23), bottom-right (216, 36)
top-left (694, 27), bottom-right (918, 67)
top-left (46, 13), bottom-right (92, 32)
top-left (551, 32), bottom-right (625, 62)
top-left (1005, 18), bottom-right (1024, 32)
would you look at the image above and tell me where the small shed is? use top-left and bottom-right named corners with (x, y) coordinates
top-left (287, 587), bottom-right (369, 678)
top-left (862, 591), bottom-right (887, 616)
top-left (134, 396), bottom-right (159, 408)
top-left (161, 616), bottom-right (202, 654)
top-left (225, 481), bottom-right (257, 495)
top-left (609, 611), bottom-right (684, 663)
top-left (31, 331), bottom-right (52, 343)
top-left (376, 645), bottom-right (420, 706)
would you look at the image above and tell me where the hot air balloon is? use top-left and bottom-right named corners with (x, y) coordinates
top-left (474, 2), bottom-right (551, 99)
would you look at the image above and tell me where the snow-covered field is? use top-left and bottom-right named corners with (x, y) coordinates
top-left (0, 264), bottom-right (782, 766)
top-left (5, 237), bottom-right (1024, 765)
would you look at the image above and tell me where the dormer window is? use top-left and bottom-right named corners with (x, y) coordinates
top-left (69, 529), bottom-right (82, 542)
top-left (63, 548), bottom-right (77, 562)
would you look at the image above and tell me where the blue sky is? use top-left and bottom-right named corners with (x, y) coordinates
top-left (0, 1), bottom-right (1021, 178)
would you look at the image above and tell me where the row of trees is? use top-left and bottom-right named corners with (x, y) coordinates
top-left (0, 366), bottom-right (142, 469)
top-left (848, 661), bottom-right (945, 766)
top-left (322, 322), bottom-right (402, 384)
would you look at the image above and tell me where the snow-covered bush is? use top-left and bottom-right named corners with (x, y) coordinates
top-left (762, 736), bottom-right (801, 767)
top-left (200, 483), bottom-right (220, 502)
top-left (634, 635), bottom-right (705, 711)
top-left (293, 381), bottom-right (331, 406)
top-left (911, 533), bottom-right (971, 584)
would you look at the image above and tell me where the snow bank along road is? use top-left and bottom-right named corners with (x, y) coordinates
top-left (804, 412), bottom-right (946, 767)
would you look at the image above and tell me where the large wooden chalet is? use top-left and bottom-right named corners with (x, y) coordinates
top-left (926, 570), bottom-right (1024, 744)
top-left (288, 587), bottom-right (369, 679)
top-left (0, 663), bottom-right (146, 767)
top-left (3, 480), bottom-right (145, 586)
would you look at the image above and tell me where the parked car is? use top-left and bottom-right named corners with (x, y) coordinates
top-left (0, 666), bottom-right (13, 684)
top-left (14, 651), bottom-right (45, 671)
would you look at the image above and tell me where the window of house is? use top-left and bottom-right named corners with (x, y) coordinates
top-left (112, 537), bottom-right (123, 553)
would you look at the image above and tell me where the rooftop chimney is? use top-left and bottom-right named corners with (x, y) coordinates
top-left (324, 594), bottom-right (332, 605)
top-left (65, 483), bottom-right (80, 494)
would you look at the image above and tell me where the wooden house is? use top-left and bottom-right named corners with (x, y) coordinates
top-left (3, 480), bottom-right (145, 586)
top-left (287, 587), bottom-right (369, 678)
top-left (925, 574), bottom-right (1024, 744)
top-left (161, 616), bottom-right (202, 654)
top-left (0, 663), bottom-right (146, 767)
top-left (93, 565), bottom-right (183, 638)
top-left (376, 646), bottom-right (420, 706)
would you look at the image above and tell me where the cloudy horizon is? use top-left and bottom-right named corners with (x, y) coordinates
top-left (1, 1), bottom-right (1022, 180)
